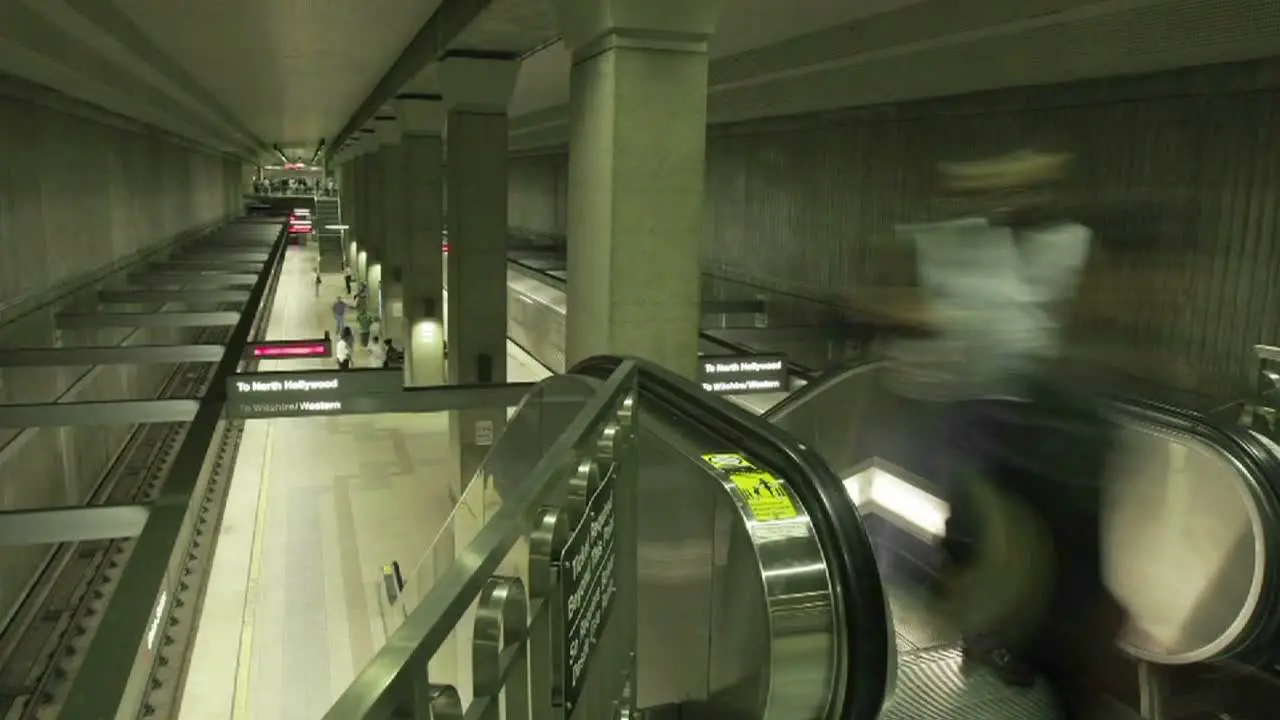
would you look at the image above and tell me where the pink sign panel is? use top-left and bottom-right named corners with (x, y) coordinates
top-left (248, 340), bottom-right (330, 359)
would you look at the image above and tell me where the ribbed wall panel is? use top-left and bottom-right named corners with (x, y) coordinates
top-left (507, 58), bottom-right (1280, 397)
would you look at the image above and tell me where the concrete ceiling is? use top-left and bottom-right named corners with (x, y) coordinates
top-left (0, 0), bottom-right (909, 161)
top-left (508, 0), bottom-right (921, 118)
top-left (2, 0), bottom-right (1277, 162)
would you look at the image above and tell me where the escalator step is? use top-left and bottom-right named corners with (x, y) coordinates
top-left (883, 646), bottom-right (1057, 720)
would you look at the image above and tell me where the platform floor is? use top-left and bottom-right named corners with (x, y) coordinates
top-left (179, 244), bottom-right (551, 720)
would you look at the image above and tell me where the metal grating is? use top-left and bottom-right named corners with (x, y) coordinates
top-left (886, 583), bottom-right (958, 653)
top-left (885, 646), bottom-right (1058, 720)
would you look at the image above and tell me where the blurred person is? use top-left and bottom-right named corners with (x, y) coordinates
top-left (889, 149), bottom-right (1125, 719)
top-left (369, 335), bottom-right (386, 367)
top-left (331, 295), bottom-right (348, 337)
top-left (383, 338), bottom-right (404, 369)
top-left (356, 309), bottom-right (377, 348)
top-left (343, 269), bottom-right (353, 296)
top-left (335, 327), bottom-right (354, 371)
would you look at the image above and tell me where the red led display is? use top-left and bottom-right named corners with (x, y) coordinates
top-left (247, 340), bottom-right (330, 359)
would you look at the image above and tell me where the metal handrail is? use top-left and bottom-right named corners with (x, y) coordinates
top-left (325, 361), bottom-right (638, 718)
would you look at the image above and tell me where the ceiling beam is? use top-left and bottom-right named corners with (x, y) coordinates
top-left (328, 0), bottom-right (502, 160)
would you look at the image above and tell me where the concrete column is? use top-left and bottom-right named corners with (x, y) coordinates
top-left (377, 119), bottom-right (408, 349)
top-left (442, 56), bottom-right (519, 388)
top-left (552, 0), bottom-right (723, 379)
top-left (336, 148), bottom-right (354, 272)
top-left (395, 94), bottom-right (447, 387)
top-left (352, 137), bottom-right (371, 282)
top-left (357, 131), bottom-right (378, 284)
top-left (366, 125), bottom-right (389, 318)
top-left (363, 116), bottom-right (396, 320)
top-left (434, 55), bottom-right (520, 700)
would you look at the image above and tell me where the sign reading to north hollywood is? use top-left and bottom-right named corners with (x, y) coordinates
top-left (558, 474), bottom-right (617, 714)
top-left (225, 369), bottom-right (403, 419)
top-left (698, 354), bottom-right (788, 395)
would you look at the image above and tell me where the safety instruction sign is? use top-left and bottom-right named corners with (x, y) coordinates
top-left (701, 453), bottom-right (800, 522)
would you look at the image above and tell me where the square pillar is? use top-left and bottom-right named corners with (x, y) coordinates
top-left (553, 0), bottom-right (723, 379)
top-left (377, 120), bottom-right (408, 349)
top-left (396, 94), bottom-right (447, 387)
top-left (434, 55), bottom-right (520, 702)
top-left (353, 135), bottom-right (374, 282)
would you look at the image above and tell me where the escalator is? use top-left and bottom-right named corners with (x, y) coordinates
top-left (765, 360), bottom-right (1280, 718)
top-left (330, 354), bottom-right (1280, 719)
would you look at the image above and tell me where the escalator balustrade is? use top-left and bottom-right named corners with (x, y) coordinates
top-left (768, 360), bottom-right (1280, 718)
top-left (328, 358), bottom-right (892, 720)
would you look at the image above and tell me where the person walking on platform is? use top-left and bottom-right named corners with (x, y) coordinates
top-left (331, 296), bottom-right (348, 337)
top-left (886, 149), bottom-right (1125, 720)
top-left (343, 270), bottom-right (353, 296)
top-left (354, 281), bottom-right (370, 313)
top-left (314, 267), bottom-right (322, 297)
top-left (335, 327), bottom-right (354, 370)
top-left (356, 309), bottom-right (377, 349)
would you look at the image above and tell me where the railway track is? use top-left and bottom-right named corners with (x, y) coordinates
top-left (0, 294), bottom-right (271, 718)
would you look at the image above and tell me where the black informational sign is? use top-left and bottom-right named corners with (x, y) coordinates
top-left (559, 475), bottom-right (617, 714)
top-left (698, 354), bottom-right (788, 395)
top-left (225, 369), bottom-right (403, 419)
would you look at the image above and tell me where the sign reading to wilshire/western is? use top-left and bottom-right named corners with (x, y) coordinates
top-left (698, 354), bottom-right (788, 395)
top-left (558, 473), bottom-right (617, 715)
top-left (225, 369), bottom-right (404, 419)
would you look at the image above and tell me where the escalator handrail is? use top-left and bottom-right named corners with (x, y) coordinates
top-left (507, 256), bottom-right (820, 381)
top-left (1107, 391), bottom-right (1280, 660)
top-left (767, 357), bottom-right (1280, 661)
top-left (763, 357), bottom-right (884, 421)
top-left (571, 355), bottom-right (890, 720)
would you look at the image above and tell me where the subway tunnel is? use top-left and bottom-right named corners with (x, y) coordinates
top-left (1, 0), bottom-right (1280, 718)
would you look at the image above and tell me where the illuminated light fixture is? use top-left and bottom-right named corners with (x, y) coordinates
top-left (442, 242), bottom-right (450, 254)
top-left (842, 462), bottom-right (949, 539)
top-left (325, 224), bottom-right (349, 231)
top-left (272, 144), bottom-right (291, 165)
top-left (252, 342), bottom-right (328, 358)
top-left (293, 208), bottom-right (311, 215)
top-left (247, 339), bottom-right (331, 358)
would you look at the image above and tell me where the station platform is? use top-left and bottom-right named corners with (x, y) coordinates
top-left (178, 244), bottom-right (550, 720)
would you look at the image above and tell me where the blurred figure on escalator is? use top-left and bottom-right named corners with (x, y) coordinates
top-left (889, 149), bottom-right (1126, 720)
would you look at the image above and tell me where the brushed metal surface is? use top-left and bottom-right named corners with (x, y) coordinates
top-left (635, 407), bottom-right (839, 719)
top-left (770, 361), bottom-right (1274, 665)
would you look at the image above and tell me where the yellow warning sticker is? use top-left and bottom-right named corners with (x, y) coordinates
top-left (702, 455), bottom-right (799, 522)
top-left (728, 471), bottom-right (799, 521)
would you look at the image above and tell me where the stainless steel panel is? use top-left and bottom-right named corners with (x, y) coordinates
top-left (175, 249), bottom-right (269, 263)
top-left (0, 398), bottom-right (200, 427)
top-left (126, 272), bottom-right (259, 286)
top-left (148, 261), bottom-right (263, 273)
top-left (0, 504), bottom-right (150, 545)
top-left (1104, 422), bottom-right (1266, 664)
top-left (57, 311), bottom-right (242, 328)
top-left (99, 289), bottom-right (252, 304)
top-left (768, 362), bottom-right (1275, 665)
top-left (636, 407), bottom-right (837, 719)
top-left (0, 344), bottom-right (225, 366)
